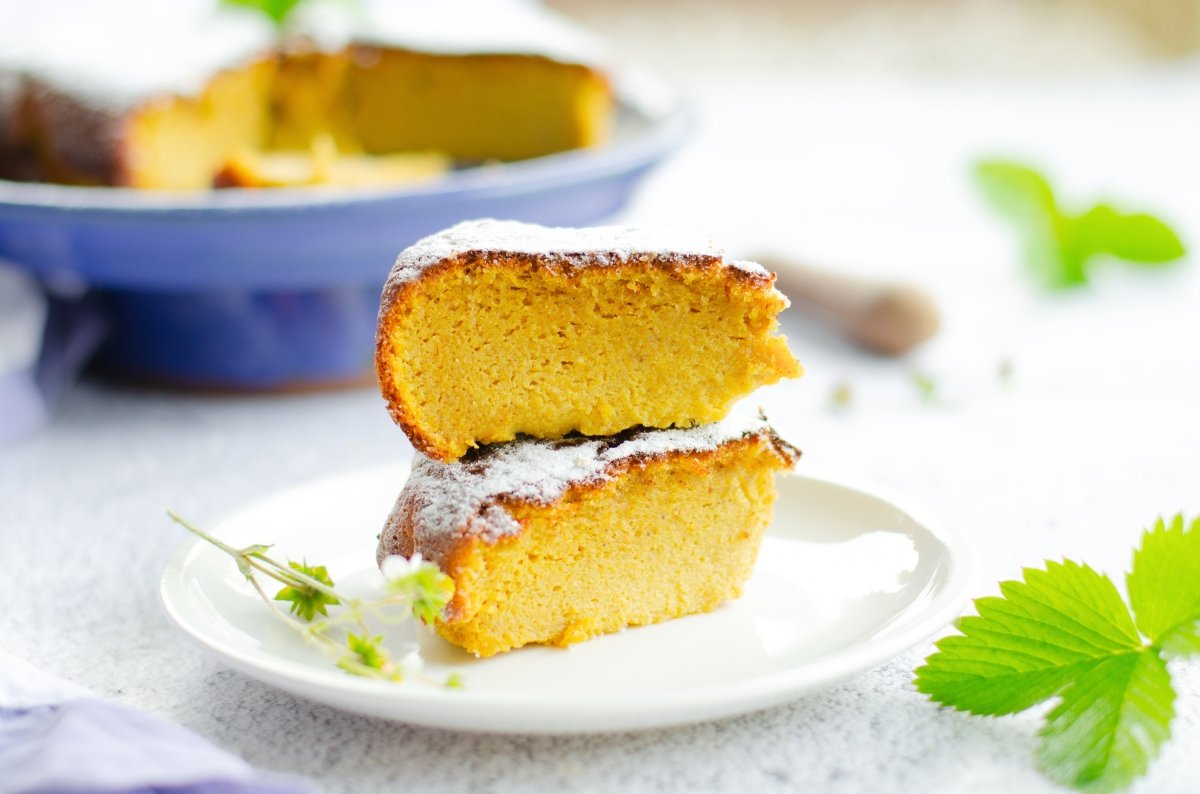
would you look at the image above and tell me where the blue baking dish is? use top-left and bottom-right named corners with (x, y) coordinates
top-left (0, 78), bottom-right (689, 389)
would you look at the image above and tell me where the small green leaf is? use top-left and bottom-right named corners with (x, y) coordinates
top-left (915, 560), bottom-right (1142, 715)
top-left (339, 633), bottom-right (403, 681)
top-left (445, 672), bottom-right (464, 689)
top-left (1038, 214), bottom-right (1091, 288)
top-left (1038, 649), bottom-right (1174, 793)
top-left (233, 544), bottom-right (271, 578)
top-left (345, 633), bottom-right (387, 670)
top-left (1077, 206), bottom-right (1187, 264)
top-left (221, 0), bottom-right (305, 29)
top-left (972, 159), bottom-right (1186, 290)
top-left (974, 160), bottom-right (1058, 221)
top-left (974, 160), bottom-right (1077, 290)
top-left (1128, 515), bottom-right (1200, 657)
top-left (274, 560), bottom-right (340, 622)
top-left (909, 371), bottom-right (938, 404)
top-left (385, 559), bottom-right (455, 624)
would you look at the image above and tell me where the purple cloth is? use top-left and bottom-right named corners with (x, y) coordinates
top-left (0, 653), bottom-right (312, 794)
top-left (0, 365), bottom-right (46, 445)
top-left (0, 261), bottom-right (108, 445)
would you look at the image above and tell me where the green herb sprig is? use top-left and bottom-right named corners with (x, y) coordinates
top-left (974, 160), bottom-right (1186, 290)
top-left (219, 0), bottom-right (361, 32)
top-left (168, 511), bottom-right (458, 686)
top-left (220, 0), bottom-right (307, 29)
top-left (916, 515), bottom-right (1200, 792)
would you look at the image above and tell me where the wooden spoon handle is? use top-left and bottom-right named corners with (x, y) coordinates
top-left (757, 257), bottom-right (940, 356)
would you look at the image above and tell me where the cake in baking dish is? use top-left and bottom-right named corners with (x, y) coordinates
top-left (211, 135), bottom-right (451, 189)
top-left (0, 1), bottom-right (614, 189)
top-left (376, 219), bottom-right (803, 462)
top-left (377, 414), bottom-right (800, 657)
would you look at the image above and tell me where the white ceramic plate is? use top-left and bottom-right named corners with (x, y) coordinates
top-left (159, 464), bottom-right (971, 734)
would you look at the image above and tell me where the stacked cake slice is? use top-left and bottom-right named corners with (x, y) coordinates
top-left (374, 219), bottom-right (802, 657)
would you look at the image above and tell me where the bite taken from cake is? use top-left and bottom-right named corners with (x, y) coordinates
top-left (377, 414), bottom-right (800, 658)
top-left (376, 219), bottom-right (802, 462)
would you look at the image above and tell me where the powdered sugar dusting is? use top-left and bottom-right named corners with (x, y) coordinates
top-left (295, 0), bottom-right (609, 67)
top-left (0, 0), bottom-right (605, 114)
top-left (385, 219), bottom-right (777, 288)
top-left (728, 259), bottom-right (772, 278)
top-left (396, 413), bottom-right (795, 552)
top-left (0, 2), bottom-right (272, 112)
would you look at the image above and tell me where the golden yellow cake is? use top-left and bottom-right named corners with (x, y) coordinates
top-left (377, 414), bottom-right (800, 657)
top-left (0, 2), bottom-right (614, 189)
top-left (211, 136), bottom-right (451, 189)
top-left (376, 220), bottom-right (803, 462)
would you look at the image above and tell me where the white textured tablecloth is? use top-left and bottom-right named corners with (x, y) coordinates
top-left (3, 55), bottom-right (1200, 794)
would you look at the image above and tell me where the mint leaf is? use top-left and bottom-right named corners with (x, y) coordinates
top-left (974, 160), bottom-right (1058, 222)
top-left (1129, 515), bottom-right (1200, 658)
top-left (1043, 214), bottom-right (1091, 288)
top-left (972, 159), bottom-right (1186, 289)
top-left (1039, 649), bottom-right (1174, 793)
top-left (916, 560), bottom-right (1141, 715)
top-left (1077, 206), bottom-right (1187, 265)
top-left (974, 160), bottom-right (1078, 289)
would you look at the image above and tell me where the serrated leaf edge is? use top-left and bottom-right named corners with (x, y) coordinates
top-left (1037, 649), bottom-right (1174, 793)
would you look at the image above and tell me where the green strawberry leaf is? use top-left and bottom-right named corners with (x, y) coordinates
top-left (915, 560), bottom-right (1142, 715)
top-left (1038, 649), bottom-right (1175, 793)
top-left (916, 517), bottom-right (1200, 791)
top-left (1128, 515), bottom-right (1200, 658)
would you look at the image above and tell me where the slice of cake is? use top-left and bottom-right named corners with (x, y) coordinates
top-left (376, 413), bottom-right (799, 657)
top-left (376, 220), bottom-right (803, 462)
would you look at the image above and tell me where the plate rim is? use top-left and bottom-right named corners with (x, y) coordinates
top-left (158, 463), bottom-right (974, 733)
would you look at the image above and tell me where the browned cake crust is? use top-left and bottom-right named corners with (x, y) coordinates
top-left (0, 75), bottom-right (31, 180)
top-left (2, 79), bottom-right (131, 185)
